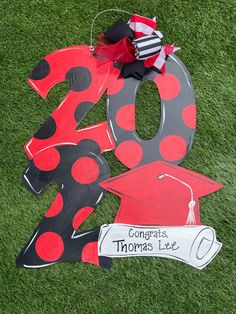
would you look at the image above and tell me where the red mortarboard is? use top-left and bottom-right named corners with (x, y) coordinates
top-left (100, 161), bottom-right (222, 226)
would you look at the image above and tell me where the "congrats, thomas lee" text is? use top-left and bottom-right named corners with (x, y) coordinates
top-left (112, 228), bottom-right (180, 254)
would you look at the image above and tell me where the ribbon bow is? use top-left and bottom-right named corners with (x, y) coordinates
top-left (94, 14), bottom-right (180, 79)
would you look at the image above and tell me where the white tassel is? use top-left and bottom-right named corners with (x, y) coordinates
top-left (186, 200), bottom-right (196, 225)
top-left (157, 173), bottom-right (196, 225)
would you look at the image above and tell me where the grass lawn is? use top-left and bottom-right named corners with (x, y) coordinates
top-left (0, 0), bottom-right (235, 313)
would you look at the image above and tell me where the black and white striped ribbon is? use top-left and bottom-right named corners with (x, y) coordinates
top-left (132, 30), bottom-right (164, 60)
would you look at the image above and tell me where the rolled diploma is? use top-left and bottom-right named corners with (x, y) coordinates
top-left (98, 224), bottom-right (222, 269)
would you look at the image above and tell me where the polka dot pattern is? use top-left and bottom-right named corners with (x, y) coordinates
top-left (65, 67), bottom-right (92, 92)
top-left (107, 55), bottom-right (196, 167)
top-left (182, 104), bottom-right (196, 129)
top-left (72, 206), bottom-right (94, 229)
top-left (115, 104), bottom-right (135, 131)
top-left (45, 193), bottom-right (63, 218)
top-left (34, 117), bottom-right (56, 140)
top-left (34, 147), bottom-right (60, 171)
top-left (159, 135), bottom-right (187, 161)
top-left (35, 232), bottom-right (64, 262)
top-left (81, 242), bottom-right (99, 266)
top-left (20, 46), bottom-right (115, 268)
top-left (20, 46), bottom-right (196, 269)
top-left (115, 140), bottom-right (143, 168)
top-left (30, 59), bottom-right (50, 80)
top-left (71, 157), bottom-right (99, 184)
top-left (154, 73), bottom-right (181, 100)
top-left (19, 141), bottom-right (110, 268)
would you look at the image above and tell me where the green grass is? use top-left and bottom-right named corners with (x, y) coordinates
top-left (0, 0), bottom-right (235, 313)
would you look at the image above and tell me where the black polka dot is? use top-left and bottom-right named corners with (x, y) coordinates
top-left (74, 102), bottom-right (95, 123)
top-left (34, 117), bottom-right (56, 139)
top-left (30, 59), bottom-right (50, 80)
top-left (65, 67), bottom-right (92, 91)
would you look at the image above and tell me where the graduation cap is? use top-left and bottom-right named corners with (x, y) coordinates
top-left (100, 161), bottom-right (222, 226)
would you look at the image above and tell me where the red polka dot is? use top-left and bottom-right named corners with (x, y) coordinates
top-left (71, 157), bottom-right (99, 184)
top-left (107, 68), bottom-right (125, 95)
top-left (115, 140), bottom-right (143, 168)
top-left (182, 104), bottom-right (196, 129)
top-left (154, 73), bottom-right (180, 100)
top-left (81, 242), bottom-right (99, 266)
top-left (160, 135), bottom-right (187, 161)
top-left (33, 147), bottom-right (60, 171)
top-left (72, 206), bottom-right (94, 229)
top-left (35, 232), bottom-right (64, 262)
top-left (116, 104), bottom-right (135, 131)
top-left (45, 193), bottom-right (63, 218)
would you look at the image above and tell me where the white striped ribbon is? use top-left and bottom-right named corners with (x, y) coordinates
top-left (132, 30), bottom-right (163, 60)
